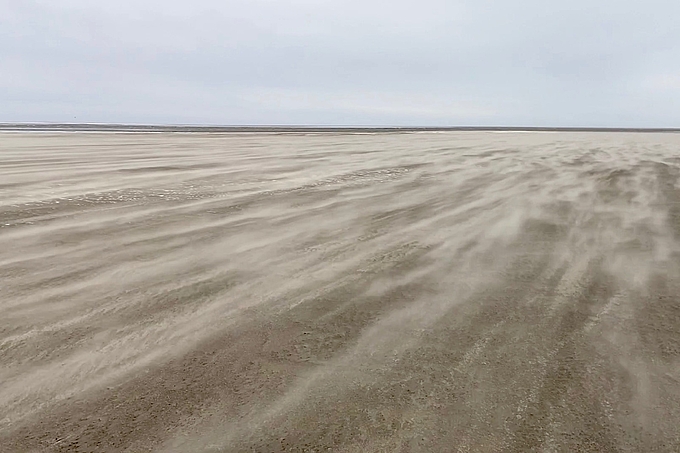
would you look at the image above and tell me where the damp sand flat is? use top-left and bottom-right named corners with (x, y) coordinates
top-left (2, 131), bottom-right (680, 452)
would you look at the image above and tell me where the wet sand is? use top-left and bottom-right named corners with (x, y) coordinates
top-left (2, 131), bottom-right (680, 452)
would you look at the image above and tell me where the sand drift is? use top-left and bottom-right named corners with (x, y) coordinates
top-left (2, 131), bottom-right (680, 452)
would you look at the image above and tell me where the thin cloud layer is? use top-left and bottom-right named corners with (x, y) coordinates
top-left (2, 0), bottom-right (679, 126)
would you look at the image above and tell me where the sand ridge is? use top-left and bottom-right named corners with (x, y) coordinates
top-left (2, 131), bottom-right (680, 452)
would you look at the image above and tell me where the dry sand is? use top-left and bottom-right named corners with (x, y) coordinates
top-left (2, 131), bottom-right (680, 452)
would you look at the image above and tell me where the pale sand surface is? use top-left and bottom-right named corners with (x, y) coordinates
top-left (2, 131), bottom-right (680, 451)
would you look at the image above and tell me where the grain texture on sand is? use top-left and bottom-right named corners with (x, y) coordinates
top-left (2, 131), bottom-right (680, 452)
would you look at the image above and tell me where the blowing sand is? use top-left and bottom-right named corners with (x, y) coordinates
top-left (2, 131), bottom-right (680, 452)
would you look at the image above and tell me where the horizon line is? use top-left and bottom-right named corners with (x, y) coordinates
top-left (1, 122), bottom-right (679, 133)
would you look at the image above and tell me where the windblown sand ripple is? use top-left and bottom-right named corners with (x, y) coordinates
top-left (2, 131), bottom-right (680, 452)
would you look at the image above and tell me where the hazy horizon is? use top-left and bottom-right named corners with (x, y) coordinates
top-left (2, 122), bottom-right (680, 131)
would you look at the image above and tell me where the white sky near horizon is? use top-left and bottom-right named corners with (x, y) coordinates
top-left (1, 0), bottom-right (679, 127)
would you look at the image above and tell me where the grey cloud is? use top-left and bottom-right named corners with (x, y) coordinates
top-left (2, 0), bottom-right (679, 126)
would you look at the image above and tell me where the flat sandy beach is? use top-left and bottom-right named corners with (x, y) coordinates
top-left (2, 131), bottom-right (680, 452)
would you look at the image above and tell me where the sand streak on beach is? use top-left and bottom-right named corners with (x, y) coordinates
top-left (2, 131), bottom-right (680, 452)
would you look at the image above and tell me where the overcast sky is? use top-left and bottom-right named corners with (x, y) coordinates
top-left (2, 0), bottom-right (679, 126)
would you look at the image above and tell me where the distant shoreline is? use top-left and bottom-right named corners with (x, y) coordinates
top-left (1, 123), bottom-right (679, 133)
